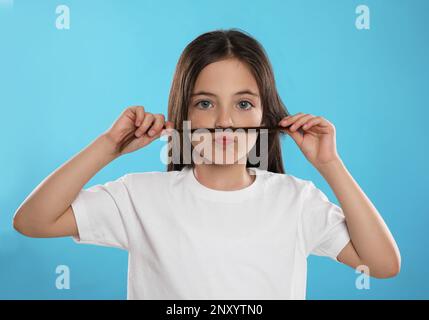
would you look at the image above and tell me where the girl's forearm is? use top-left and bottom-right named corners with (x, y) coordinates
top-left (316, 158), bottom-right (401, 276)
top-left (14, 134), bottom-right (119, 229)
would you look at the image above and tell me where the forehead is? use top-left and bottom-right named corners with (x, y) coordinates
top-left (193, 58), bottom-right (259, 94)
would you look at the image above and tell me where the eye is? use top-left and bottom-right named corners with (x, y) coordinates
top-left (195, 100), bottom-right (213, 110)
top-left (237, 100), bottom-right (254, 110)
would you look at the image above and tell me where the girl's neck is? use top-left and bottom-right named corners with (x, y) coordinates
top-left (192, 163), bottom-right (255, 191)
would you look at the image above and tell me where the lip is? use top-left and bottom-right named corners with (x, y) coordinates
top-left (214, 136), bottom-right (234, 145)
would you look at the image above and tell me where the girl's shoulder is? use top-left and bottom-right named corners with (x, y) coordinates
top-left (121, 169), bottom-right (183, 184)
top-left (253, 167), bottom-right (314, 193)
top-left (109, 170), bottom-right (185, 195)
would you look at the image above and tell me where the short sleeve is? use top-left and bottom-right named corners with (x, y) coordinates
top-left (300, 181), bottom-right (351, 262)
top-left (70, 175), bottom-right (132, 251)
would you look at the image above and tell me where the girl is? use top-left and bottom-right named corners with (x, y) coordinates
top-left (13, 29), bottom-right (400, 300)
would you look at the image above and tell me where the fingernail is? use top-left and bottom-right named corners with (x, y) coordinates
top-left (135, 131), bottom-right (142, 137)
top-left (148, 130), bottom-right (155, 136)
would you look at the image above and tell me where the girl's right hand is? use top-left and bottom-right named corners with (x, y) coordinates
top-left (103, 106), bottom-right (174, 156)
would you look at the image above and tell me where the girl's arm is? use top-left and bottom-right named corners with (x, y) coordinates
top-left (13, 106), bottom-right (169, 238)
top-left (13, 134), bottom-right (119, 237)
top-left (279, 113), bottom-right (401, 279)
top-left (316, 158), bottom-right (401, 279)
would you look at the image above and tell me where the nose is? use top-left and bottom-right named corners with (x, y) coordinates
top-left (215, 108), bottom-right (234, 129)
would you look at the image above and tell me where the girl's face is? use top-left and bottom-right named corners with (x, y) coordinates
top-left (187, 58), bottom-right (263, 165)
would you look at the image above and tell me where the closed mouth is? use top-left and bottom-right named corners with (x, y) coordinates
top-left (214, 135), bottom-right (235, 145)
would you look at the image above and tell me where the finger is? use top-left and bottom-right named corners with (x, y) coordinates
top-left (279, 112), bottom-right (306, 127)
top-left (135, 106), bottom-right (145, 127)
top-left (161, 121), bottom-right (175, 136)
top-left (285, 126), bottom-right (304, 146)
top-left (165, 121), bottom-right (175, 130)
top-left (280, 114), bottom-right (308, 135)
top-left (278, 115), bottom-right (291, 125)
top-left (135, 113), bottom-right (155, 137)
top-left (290, 114), bottom-right (315, 132)
top-left (147, 114), bottom-right (165, 137)
top-left (302, 117), bottom-right (323, 130)
top-left (303, 117), bottom-right (330, 131)
top-left (125, 105), bottom-right (144, 118)
top-left (279, 113), bottom-right (302, 126)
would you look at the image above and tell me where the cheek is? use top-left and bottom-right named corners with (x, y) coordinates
top-left (237, 107), bottom-right (263, 126)
top-left (247, 132), bottom-right (259, 147)
top-left (254, 108), bottom-right (264, 124)
top-left (188, 108), bottom-right (215, 127)
top-left (237, 132), bottom-right (258, 156)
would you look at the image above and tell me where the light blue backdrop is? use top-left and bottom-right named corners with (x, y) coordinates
top-left (1, 0), bottom-right (427, 299)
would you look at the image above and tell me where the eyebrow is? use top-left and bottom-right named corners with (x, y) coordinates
top-left (191, 90), bottom-right (260, 97)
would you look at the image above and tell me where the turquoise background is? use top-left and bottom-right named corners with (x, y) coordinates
top-left (1, 0), bottom-right (428, 299)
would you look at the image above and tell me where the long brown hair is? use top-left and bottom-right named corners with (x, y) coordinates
top-left (167, 28), bottom-right (290, 173)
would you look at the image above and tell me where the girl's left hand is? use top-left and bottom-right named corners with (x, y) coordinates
top-left (278, 113), bottom-right (341, 169)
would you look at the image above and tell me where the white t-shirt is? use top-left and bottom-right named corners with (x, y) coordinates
top-left (71, 166), bottom-right (350, 300)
